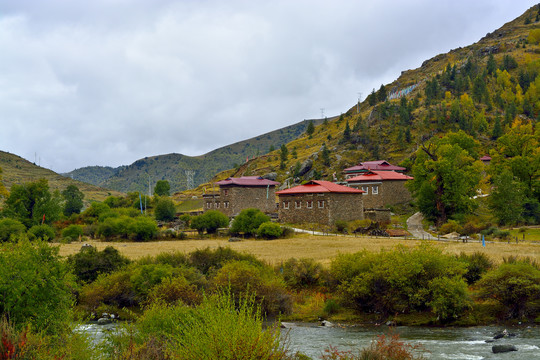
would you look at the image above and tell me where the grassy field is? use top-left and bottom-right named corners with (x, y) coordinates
top-left (58, 232), bottom-right (540, 266)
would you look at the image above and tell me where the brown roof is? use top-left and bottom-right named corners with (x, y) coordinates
top-left (216, 176), bottom-right (280, 187)
top-left (346, 170), bottom-right (413, 182)
top-left (276, 180), bottom-right (365, 195)
top-left (344, 160), bottom-right (406, 172)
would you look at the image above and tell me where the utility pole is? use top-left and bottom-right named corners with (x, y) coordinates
top-left (357, 92), bottom-right (362, 113)
top-left (185, 170), bottom-right (195, 190)
top-left (320, 108), bottom-right (325, 119)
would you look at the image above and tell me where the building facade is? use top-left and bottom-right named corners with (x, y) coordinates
top-left (204, 176), bottom-right (280, 217)
top-left (343, 160), bottom-right (406, 179)
top-left (346, 170), bottom-right (413, 208)
top-left (276, 180), bottom-right (364, 225)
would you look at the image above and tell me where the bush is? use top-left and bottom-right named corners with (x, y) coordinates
top-left (0, 218), bottom-right (26, 242)
top-left (128, 216), bottom-right (158, 241)
top-left (428, 276), bottom-right (471, 322)
top-left (230, 208), bottom-right (270, 236)
top-left (190, 210), bottom-right (229, 234)
top-left (211, 260), bottom-right (292, 316)
top-left (258, 222), bottom-right (283, 239)
top-left (147, 276), bottom-right (202, 306)
top-left (78, 268), bottom-right (136, 314)
top-left (457, 252), bottom-right (494, 285)
top-left (105, 291), bottom-right (288, 360)
top-left (67, 245), bottom-right (130, 284)
top-left (334, 220), bottom-right (348, 233)
top-left (438, 220), bottom-right (462, 235)
top-left (28, 224), bottom-right (55, 241)
top-left (281, 258), bottom-right (325, 289)
top-left (189, 246), bottom-right (263, 275)
top-left (330, 244), bottom-right (469, 317)
top-left (281, 226), bottom-right (295, 238)
top-left (154, 197), bottom-right (176, 222)
top-left (62, 224), bottom-right (84, 240)
top-left (0, 239), bottom-right (74, 334)
top-left (477, 262), bottom-right (540, 319)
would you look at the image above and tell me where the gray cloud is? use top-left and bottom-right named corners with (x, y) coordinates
top-left (0, 0), bottom-right (534, 172)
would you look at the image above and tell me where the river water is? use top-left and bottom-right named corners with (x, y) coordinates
top-left (80, 322), bottom-right (540, 359)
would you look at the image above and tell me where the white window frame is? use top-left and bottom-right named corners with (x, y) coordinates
top-left (318, 200), bottom-right (325, 208)
top-left (283, 201), bottom-right (290, 209)
top-left (307, 200), bottom-right (313, 209)
top-left (295, 200), bottom-right (301, 209)
top-left (362, 186), bottom-right (369, 194)
top-left (372, 186), bottom-right (379, 195)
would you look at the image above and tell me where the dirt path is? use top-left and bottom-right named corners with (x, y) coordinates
top-left (406, 212), bottom-right (437, 240)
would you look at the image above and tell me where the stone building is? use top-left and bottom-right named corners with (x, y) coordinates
top-left (276, 180), bottom-right (365, 225)
top-left (345, 170), bottom-right (413, 208)
top-left (343, 160), bottom-right (406, 179)
top-left (204, 176), bottom-right (280, 217)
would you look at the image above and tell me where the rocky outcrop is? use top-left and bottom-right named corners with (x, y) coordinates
top-left (492, 344), bottom-right (517, 353)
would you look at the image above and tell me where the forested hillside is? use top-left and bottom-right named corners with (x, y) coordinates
top-left (193, 5), bottom-right (540, 227)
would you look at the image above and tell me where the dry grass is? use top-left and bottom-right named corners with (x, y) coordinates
top-left (57, 233), bottom-right (540, 266)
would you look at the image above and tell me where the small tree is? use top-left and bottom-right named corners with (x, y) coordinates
top-left (280, 144), bottom-right (288, 163)
top-left (68, 245), bottom-right (130, 284)
top-left (62, 184), bottom-right (84, 216)
top-left (230, 208), bottom-right (270, 236)
top-left (321, 143), bottom-right (331, 167)
top-left (0, 218), bottom-right (26, 242)
top-left (306, 120), bottom-right (315, 137)
top-left (190, 210), bottom-right (229, 234)
top-left (154, 180), bottom-right (171, 197)
top-left (257, 222), bottom-right (283, 239)
top-left (154, 197), bottom-right (176, 222)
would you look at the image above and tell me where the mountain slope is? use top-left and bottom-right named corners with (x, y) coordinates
top-left (65, 118), bottom-right (325, 194)
top-left (193, 5), bottom-right (540, 192)
top-left (0, 151), bottom-right (122, 202)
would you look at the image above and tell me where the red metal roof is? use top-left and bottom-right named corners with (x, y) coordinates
top-left (216, 176), bottom-right (280, 187)
top-left (276, 180), bottom-right (365, 195)
top-left (344, 160), bottom-right (406, 172)
top-left (480, 155), bottom-right (492, 161)
top-left (346, 170), bottom-right (413, 183)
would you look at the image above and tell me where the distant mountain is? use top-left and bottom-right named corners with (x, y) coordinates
top-left (0, 151), bottom-right (122, 202)
top-left (63, 118), bottom-right (326, 194)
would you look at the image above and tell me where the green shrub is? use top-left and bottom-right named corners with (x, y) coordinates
top-left (330, 244), bottom-right (469, 317)
top-left (67, 245), bottom-right (130, 284)
top-left (130, 263), bottom-right (176, 299)
top-left (147, 276), bottom-right (202, 306)
top-left (281, 258), bottom-right (325, 289)
top-left (179, 214), bottom-right (191, 228)
top-left (230, 208), bottom-right (270, 236)
top-left (428, 276), bottom-right (471, 322)
top-left (128, 216), bottom-right (158, 241)
top-left (82, 202), bottom-right (111, 222)
top-left (62, 224), bottom-right (84, 240)
top-left (281, 226), bottom-right (295, 238)
top-left (438, 220), bottom-right (462, 235)
top-left (78, 268), bottom-right (136, 314)
top-left (190, 210), bottom-right (229, 234)
top-left (323, 299), bottom-right (340, 315)
top-left (0, 218), bottom-right (26, 242)
top-left (105, 291), bottom-right (288, 360)
top-left (457, 252), bottom-right (494, 284)
top-left (28, 224), bottom-right (55, 241)
top-left (154, 197), bottom-right (176, 222)
top-left (211, 260), bottom-right (292, 316)
top-left (334, 220), bottom-right (348, 233)
top-left (476, 262), bottom-right (540, 319)
top-left (0, 239), bottom-right (74, 334)
top-left (189, 246), bottom-right (263, 275)
top-left (258, 222), bottom-right (283, 239)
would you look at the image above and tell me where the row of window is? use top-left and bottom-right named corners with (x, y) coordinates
top-left (282, 200), bottom-right (325, 209)
top-left (361, 185), bottom-right (378, 195)
top-left (206, 201), bottom-right (229, 209)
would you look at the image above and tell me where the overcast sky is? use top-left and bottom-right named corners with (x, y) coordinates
top-left (0, 1), bottom-right (535, 173)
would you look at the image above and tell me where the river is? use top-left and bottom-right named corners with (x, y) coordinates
top-left (80, 322), bottom-right (540, 359)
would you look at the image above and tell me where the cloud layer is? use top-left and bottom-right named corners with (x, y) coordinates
top-left (0, 0), bottom-right (534, 172)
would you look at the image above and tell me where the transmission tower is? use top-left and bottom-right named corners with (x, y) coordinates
top-left (185, 170), bottom-right (195, 190)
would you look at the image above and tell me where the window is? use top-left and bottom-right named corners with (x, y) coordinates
top-left (318, 200), bottom-right (325, 208)
top-left (361, 186), bottom-right (369, 194)
top-left (224, 201), bottom-right (229, 208)
top-left (206, 202), bottom-right (212, 209)
top-left (283, 201), bottom-right (290, 209)
top-left (223, 189), bottom-right (229, 196)
top-left (215, 202), bottom-right (220, 208)
top-left (295, 200), bottom-right (301, 209)
top-left (306, 200), bottom-right (313, 209)
top-left (372, 186), bottom-right (379, 195)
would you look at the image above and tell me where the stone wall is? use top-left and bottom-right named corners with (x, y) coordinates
top-left (278, 192), bottom-right (364, 225)
top-left (204, 186), bottom-right (277, 217)
top-left (352, 180), bottom-right (412, 208)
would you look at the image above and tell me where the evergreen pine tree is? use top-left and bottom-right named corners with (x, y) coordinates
top-left (492, 115), bottom-right (503, 139)
top-left (306, 120), bottom-right (315, 137)
top-left (343, 120), bottom-right (351, 142)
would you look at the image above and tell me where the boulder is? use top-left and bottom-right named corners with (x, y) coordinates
top-left (263, 172), bottom-right (277, 181)
top-left (492, 344), bottom-right (517, 353)
top-left (320, 320), bottom-right (334, 327)
top-left (297, 159), bottom-right (313, 177)
top-left (228, 237), bottom-right (242, 242)
top-left (97, 317), bottom-right (112, 325)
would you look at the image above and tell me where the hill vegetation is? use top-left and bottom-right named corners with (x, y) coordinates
top-left (64, 119), bottom-right (325, 194)
top-left (0, 150), bottom-right (121, 203)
